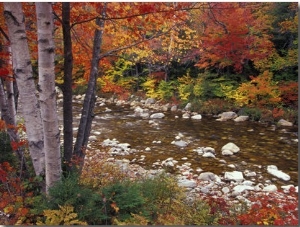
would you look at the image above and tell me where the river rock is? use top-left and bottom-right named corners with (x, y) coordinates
top-left (193, 147), bottom-right (204, 155)
top-left (242, 180), bottom-right (255, 186)
top-left (222, 187), bottom-right (230, 194)
top-left (75, 94), bottom-right (82, 100)
top-left (89, 135), bottom-right (97, 141)
top-left (102, 138), bottom-right (119, 147)
top-left (277, 119), bottom-right (293, 127)
top-left (281, 185), bottom-right (295, 193)
top-left (262, 184), bottom-right (277, 192)
top-left (178, 178), bottom-right (197, 188)
top-left (233, 185), bottom-right (254, 193)
top-left (198, 172), bottom-right (216, 181)
top-left (202, 152), bottom-right (215, 158)
top-left (134, 106), bottom-right (146, 114)
top-left (228, 164), bottom-right (236, 168)
top-left (244, 170), bottom-right (257, 177)
top-left (145, 147), bottom-right (151, 151)
top-left (172, 140), bottom-right (188, 147)
top-left (139, 112), bottom-right (150, 119)
top-left (222, 150), bottom-right (233, 156)
top-left (109, 147), bottom-right (129, 155)
top-left (162, 157), bottom-right (178, 167)
top-left (118, 143), bottom-right (131, 150)
top-left (171, 105), bottom-right (177, 111)
top-left (191, 114), bottom-right (202, 120)
top-left (161, 105), bottom-right (169, 112)
top-left (234, 115), bottom-right (249, 122)
top-left (150, 112), bottom-right (165, 119)
top-left (145, 98), bottom-right (156, 105)
top-left (221, 142), bottom-right (240, 155)
top-left (267, 165), bottom-right (291, 181)
top-left (224, 171), bottom-right (244, 182)
top-left (203, 147), bottom-right (215, 154)
top-left (182, 112), bottom-right (190, 119)
top-left (184, 103), bottom-right (192, 111)
top-left (217, 111), bottom-right (237, 121)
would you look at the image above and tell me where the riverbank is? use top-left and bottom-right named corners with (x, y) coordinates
top-left (63, 93), bottom-right (298, 224)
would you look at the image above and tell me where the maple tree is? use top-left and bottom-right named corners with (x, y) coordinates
top-left (0, 3), bottom-right (298, 225)
top-left (48, 2), bottom-right (204, 172)
top-left (195, 2), bottom-right (275, 74)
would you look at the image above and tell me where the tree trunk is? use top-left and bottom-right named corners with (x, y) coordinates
top-left (4, 2), bottom-right (45, 176)
top-left (73, 5), bottom-right (107, 173)
top-left (0, 78), bottom-right (25, 167)
top-left (36, 2), bottom-right (62, 192)
top-left (61, 2), bottom-right (74, 172)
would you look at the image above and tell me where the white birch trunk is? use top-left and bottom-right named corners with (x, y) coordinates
top-left (4, 2), bottom-right (45, 175)
top-left (36, 2), bottom-right (61, 192)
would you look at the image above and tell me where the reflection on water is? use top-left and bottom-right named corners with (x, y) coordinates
top-left (72, 103), bottom-right (298, 186)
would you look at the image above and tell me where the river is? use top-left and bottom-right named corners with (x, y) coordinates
top-left (61, 97), bottom-right (298, 187)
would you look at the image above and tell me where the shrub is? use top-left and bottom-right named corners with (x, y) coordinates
top-left (0, 132), bottom-right (17, 165)
top-left (34, 173), bottom-right (108, 225)
top-left (237, 190), bottom-right (298, 225)
top-left (138, 173), bottom-right (185, 223)
top-left (238, 106), bottom-right (262, 121)
top-left (80, 150), bottom-right (128, 189)
top-left (141, 77), bottom-right (159, 99)
top-left (195, 98), bottom-right (237, 115)
top-left (156, 80), bottom-right (177, 101)
top-left (36, 205), bottom-right (87, 225)
top-left (101, 180), bottom-right (146, 222)
top-left (233, 70), bottom-right (281, 107)
top-left (278, 81), bottom-right (298, 108)
top-left (0, 162), bottom-right (40, 225)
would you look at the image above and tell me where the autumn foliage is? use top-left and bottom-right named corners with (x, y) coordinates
top-left (0, 1), bottom-right (298, 225)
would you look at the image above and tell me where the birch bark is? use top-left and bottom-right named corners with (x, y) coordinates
top-left (4, 2), bottom-right (45, 175)
top-left (36, 2), bottom-right (61, 192)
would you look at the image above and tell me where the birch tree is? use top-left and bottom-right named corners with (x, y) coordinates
top-left (36, 2), bottom-right (61, 192)
top-left (0, 39), bottom-right (24, 167)
top-left (4, 2), bottom-right (45, 176)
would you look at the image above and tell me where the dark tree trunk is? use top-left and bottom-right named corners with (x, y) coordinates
top-left (73, 5), bottom-right (106, 173)
top-left (61, 2), bottom-right (74, 172)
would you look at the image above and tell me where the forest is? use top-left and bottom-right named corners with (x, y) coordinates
top-left (0, 2), bottom-right (298, 225)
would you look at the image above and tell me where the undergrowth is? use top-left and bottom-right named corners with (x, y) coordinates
top-left (0, 150), bottom-right (298, 225)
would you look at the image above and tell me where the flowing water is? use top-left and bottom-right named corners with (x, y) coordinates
top-left (67, 100), bottom-right (298, 187)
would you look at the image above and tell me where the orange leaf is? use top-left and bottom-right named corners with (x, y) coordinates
top-left (110, 202), bottom-right (119, 213)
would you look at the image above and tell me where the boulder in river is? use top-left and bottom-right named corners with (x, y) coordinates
top-left (232, 185), bottom-right (254, 193)
top-left (145, 98), bottom-right (156, 105)
top-left (267, 165), bottom-right (291, 181)
top-left (182, 112), bottom-right (190, 119)
top-left (234, 115), bottom-right (249, 122)
top-left (277, 119), bottom-right (293, 127)
top-left (224, 171), bottom-right (244, 182)
top-left (172, 140), bottom-right (188, 147)
top-left (221, 142), bottom-right (240, 155)
top-left (170, 105), bottom-right (178, 112)
top-left (198, 172), bottom-right (216, 181)
top-left (262, 184), bottom-right (278, 192)
top-left (184, 102), bottom-right (192, 111)
top-left (203, 147), bottom-right (215, 154)
top-left (216, 111), bottom-right (237, 121)
top-left (191, 114), bottom-right (202, 120)
top-left (222, 142), bottom-right (240, 153)
top-left (150, 112), bottom-right (165, 119)
top-left (202, 152), bottom-right (215, 158)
